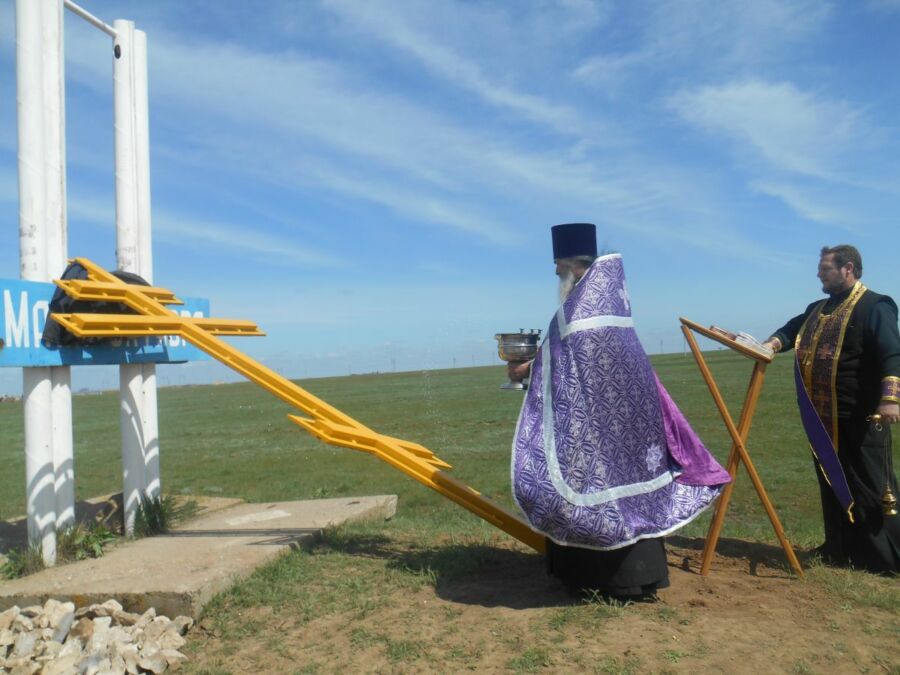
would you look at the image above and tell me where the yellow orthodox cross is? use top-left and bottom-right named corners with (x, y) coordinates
top-left (51, 258), bottom-right (545, 553)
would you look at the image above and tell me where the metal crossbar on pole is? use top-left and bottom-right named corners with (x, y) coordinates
top-left (63, 0), bottom-right (117, 37)
top-left (51, 259), bottom-right (547, 553)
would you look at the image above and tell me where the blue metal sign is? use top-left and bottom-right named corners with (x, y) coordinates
top-left (0, 278), bottom-right (210, 367)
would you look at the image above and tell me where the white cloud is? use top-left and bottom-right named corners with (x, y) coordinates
top-left (66, 194), bottom-right (339, 268)
top-left (572, 52), bottom-right (647, 90)
top-left (39, 6), bottom-right (779, 263)
top-left (751, 180), bottom-right (860, 230)
top-left (320, 0), bottom-right (606, 139)
top-left (667, 79), bottom-right (872, 181)
top-left (573, 0), bottom-right (832, 87)
top-left (153, 214), bottom-right (341, 268)
top-left (82, 24), bottom-right (757, 254)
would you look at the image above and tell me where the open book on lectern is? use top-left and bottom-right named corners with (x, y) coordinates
top-left (709, 326), bottom-right (775, 360)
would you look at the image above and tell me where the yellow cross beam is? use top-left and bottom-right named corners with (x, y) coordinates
top-left (51, 258), bottom-right (545, 553)
top-left (50, 314), bottom-right (264, 337)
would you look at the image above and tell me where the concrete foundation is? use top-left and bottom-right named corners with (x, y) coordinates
top-left (0, 495), bottom-right (397, 617)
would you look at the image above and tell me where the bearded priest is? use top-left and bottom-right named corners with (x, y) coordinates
top-left (507, 223), bottom-right (730, 599)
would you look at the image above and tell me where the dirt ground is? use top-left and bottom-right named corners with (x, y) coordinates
top-left (184, 535), bottom-right (899, 674)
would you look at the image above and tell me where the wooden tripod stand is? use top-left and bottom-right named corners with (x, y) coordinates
top-left (679, 317), bottom-right (803, 577)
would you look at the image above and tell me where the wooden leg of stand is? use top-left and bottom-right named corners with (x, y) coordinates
top-left (699, 360), bottom-right (766, 574)
top-left (681, 327), bottom-right (746, 573)
top-left (732, 435), bottom-right (804, 576)
top-left (700, 451), bottom-right (741, 574)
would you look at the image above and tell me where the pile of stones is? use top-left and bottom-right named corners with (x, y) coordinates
top-left (0, 599), bottom-right (192, 674)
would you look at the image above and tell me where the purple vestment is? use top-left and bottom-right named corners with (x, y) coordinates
top-left (512, 254), bottom-right (730, 550)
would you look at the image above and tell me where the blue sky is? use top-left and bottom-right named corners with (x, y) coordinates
top-left (1, 0), bottom-right (899, 394)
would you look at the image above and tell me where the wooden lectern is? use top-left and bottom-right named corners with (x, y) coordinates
top-left (679, 317), bottom-right (803, 577)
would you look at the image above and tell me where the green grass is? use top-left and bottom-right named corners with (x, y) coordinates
top-left (133, 494), bottom-right (200, 538)
top-left (1, 354), bottom-right (897, 549)
top-left (1, 521), bottom-right (117, 578)
top-left (1, 354), bottom-right (898, 590)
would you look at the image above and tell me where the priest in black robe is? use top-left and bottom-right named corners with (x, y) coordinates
top-left (764, 245), bottom-right (900, 574)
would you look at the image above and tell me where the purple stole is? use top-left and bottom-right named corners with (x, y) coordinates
top-left (793, 283), bottom-right (866, 521)
top-left (512, 255), bottom-right (729, 550)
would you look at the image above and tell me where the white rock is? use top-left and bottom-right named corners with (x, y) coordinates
top-left (12, 614), bottom-right (34, 632)
top-left (119, 644), bottom-right (140, 675)
top-left (141, 642), bottom-right (162, 660)
top-left (162, 649), bottom-right (188, 670)
top-left (9, 660), bottom-right (40, 675)
top-left (129, 627), bottom-right (145, 649)
top-left (79, 653), bottom-right (104, 675)
top-left (88, 657), bottom-right (114, 675)
top-left (45, 600), bottom-right (75, 630)
top-left (143, 617), bottom-right (171, 642)
top-left (94, 616), bottom-right (113, 630)
top-left (0, 606), bottom-right (20, 632)
top-left (59, 636), bottom-right (84, 658)
top-left (12, 630), bottom-right (37, 657)
top-left (87, 617), bottom-right (112, 655)
top-left (40, 640), bottom-right (62, 660)
top-left (138, 651), bottom-right (168, 674)
top-left (95, 600), bottom-right (124, 618)
top-left (39, 653), bottom-right (81, 675)
top-left (51, 611), bottom-right (75, 643)
top-left (108, 626), bottom-right (132, 647)
top-left (106, 651), bottom-right (127, 675)
top-left (135, 608), bottom-right (156, 629)
top-left (1, 628), bottom-right (16, 647)
top-left (158, 630), bottom-right (185, 651)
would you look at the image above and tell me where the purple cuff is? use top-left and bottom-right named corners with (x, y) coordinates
top-left (883, 376), bottom-right (900, 405)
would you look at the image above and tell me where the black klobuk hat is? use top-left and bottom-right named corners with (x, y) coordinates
top-left (551, 223), bottom-right (597, 260)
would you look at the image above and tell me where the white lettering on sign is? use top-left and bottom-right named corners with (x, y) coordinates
top-left (32, 300), bottom-right (48, 348)
top-left (4, 290), bottom-right (30, 348)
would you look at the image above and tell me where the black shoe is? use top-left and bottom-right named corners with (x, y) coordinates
top-left (810, 544), bottom-right (847, 566)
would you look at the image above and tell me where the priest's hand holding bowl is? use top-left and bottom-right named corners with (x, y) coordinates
top-left (507, 360), bottom-right (532, 382)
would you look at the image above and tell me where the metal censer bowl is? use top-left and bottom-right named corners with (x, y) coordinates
top-left (495, 329), bottom-right (542, 390)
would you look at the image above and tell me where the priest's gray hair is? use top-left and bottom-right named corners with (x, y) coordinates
top-left (556, 256), bottom-right (596, 302)
top-left (555, 255), bottom-right (597, 272)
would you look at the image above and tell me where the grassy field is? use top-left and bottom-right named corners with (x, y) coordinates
top-left (1, 352), bottom-right (898, 672)
top-left (3, 351), bottom-right (895, 543)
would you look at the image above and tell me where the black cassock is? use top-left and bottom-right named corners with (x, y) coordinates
top-left (772, 285), bottom-right (900, 574)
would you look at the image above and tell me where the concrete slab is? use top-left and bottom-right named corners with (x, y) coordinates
top-left (0, 494), bottom-right (245, 564)
top-left (0, 495), bottom-right (397, 618)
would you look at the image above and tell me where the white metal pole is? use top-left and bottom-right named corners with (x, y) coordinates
top-left (134, 31), bottom-right (152, 282)
top-left (51, 370), bottom-right (74, 528)
top-left (16, 0), bottom-right (57, 564)
top-left (43, 0), bottom-right (75, 532)
top-left (134, 29), bottom-right (161, 501)
top-left (114, 18), bottom-right (146, 534)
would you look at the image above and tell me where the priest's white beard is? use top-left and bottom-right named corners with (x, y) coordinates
top-left (558, 268), bottom-right (576, 303)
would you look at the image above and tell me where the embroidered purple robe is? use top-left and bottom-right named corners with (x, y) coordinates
top-left (512, 254), bottom-right (729, 550)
